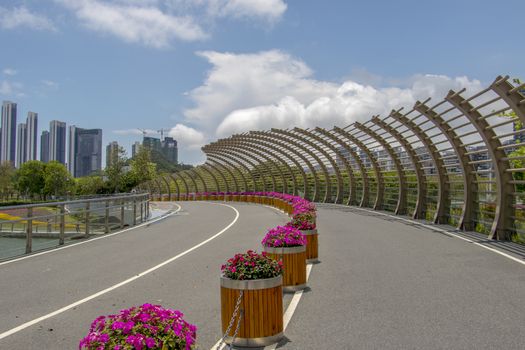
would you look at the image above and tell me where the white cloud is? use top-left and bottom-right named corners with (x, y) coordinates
top-left (168, 0), bottom-right (287, 22)
top-left (0, 80), bottom-right (24, 96)
top-left (3, 68), bottom-right (17, 76)
top-left (184, 50), bottom-right (484, 138)
top-left (168, 123), bottom-right (206, 150)
top-left (0, 6), bottom-right (56, 31)
top-left (56, 0), bottom-right (207, 48)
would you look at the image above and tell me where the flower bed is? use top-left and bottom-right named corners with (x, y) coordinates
top-left (221, 250), bottom-right (282, 280)
top-left (79, 304), bottom-right (196, 350)
top-left (220, 250), bottom-right (284, 347)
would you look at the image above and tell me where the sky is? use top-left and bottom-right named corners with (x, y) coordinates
top-left (0, 0), bottom-right (523, 165)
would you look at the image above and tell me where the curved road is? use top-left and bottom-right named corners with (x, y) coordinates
top-left (0, 201), bottom-right (524, 349)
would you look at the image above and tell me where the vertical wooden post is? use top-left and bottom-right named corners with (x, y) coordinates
top-left (133, 199), bottom-right (137, 226)
top-left (59, 204), bottom-right (65, 245)
top-left (105, 200), bottom-right (110, 233)
top-left (85, 202), bottom-right (90, 236)
top-left (120, 199), bottom-right (125, 229)
top-left (26, 207), bottom-right (33, 254)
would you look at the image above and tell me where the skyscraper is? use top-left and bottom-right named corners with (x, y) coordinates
top-left (70, 127), bottom-right (102, 177)
top-left (68, 125), bottom-right (77, 175)
top-left (1, 101), bottom-right (17, 165)
top-left (132, 141), bottom-right (141, 158)
top-left (162, 137), bottom-right (178, 164)
top-left (40, 131), bottom-right (50, 163)
top-left (16, 123), bottom-right (27, 168)
top-left (49, 120), bottom-right (66, 164)
top-left (26, 112), bottom-right (38, 161)
top-left (106, 141), bottom-right (119, 168)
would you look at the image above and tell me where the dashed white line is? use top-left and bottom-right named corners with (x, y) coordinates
top-left (0, 203), bottom-right (239, 340)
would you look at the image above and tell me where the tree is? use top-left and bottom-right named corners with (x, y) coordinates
top-left (0, 161), bottom-right (16, 200)
top-left (75, 176), bottom-right (105, 195)
top-left (15, 160), bottom-right (46, 199)
top-left (43, 161), bottom-right (74, 198)
top-left (130, 147), bottom-right (156, 185)
top-left (105, 145), bottom-right (128, 193)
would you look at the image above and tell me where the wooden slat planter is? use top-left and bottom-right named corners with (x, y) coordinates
top-left (233, 195), bottom-right (240, 202)
top-left (220, 275), bottom-right (284, 347)
top-left (300, 229), bottom-right (319, 263)
top-left (217, 194), bottom-right (225, 201)
top-left (264, 246), bottom-right (307, 292)
top-left (240, 195), bottom-right (247, 202)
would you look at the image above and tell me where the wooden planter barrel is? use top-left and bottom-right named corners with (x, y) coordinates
top-left (264, 246), bottom-right (307, 292)
top-left (300, 229), bottom-right (319, 263)
top-left (220, 275), bottom-right (284, 347)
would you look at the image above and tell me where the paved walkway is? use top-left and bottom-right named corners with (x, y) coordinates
top-left (0, 201), bottom-right (524, 349)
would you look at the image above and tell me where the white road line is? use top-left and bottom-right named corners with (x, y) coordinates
top-left (329, 204), bottom-right (525, 267)
top-left (0, 203), bottom-right (239, 340)
top-left (0, 203), bottom-right (182, 267)
top-left (211, 264), bottom-right (314, 350)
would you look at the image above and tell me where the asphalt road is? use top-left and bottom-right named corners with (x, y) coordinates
top-left (0, 201), bottom-right (524, 349)
top-left (0, 201), bottom-right (289, 349)
top-left (280, 204), bottom-right (525, 349)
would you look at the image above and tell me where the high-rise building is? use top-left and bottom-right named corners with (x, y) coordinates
top-left (106, 141), bottom-right (119, 168)
top-left (132, 141), bottom-right (141, 158)
top-left (162, 137), bottom-right (178, 164)
top-left (26, 112), bottom-right (38, 161)
top-left (68, 125), bottom-right (77, 175)
top-left (1, 101), bottom-right (17, 165)
top-left (40, 130), bottom-right (50, 163)
top-left (16, 123), bottom-right (27, 168)
top-left (70, 128), bottom-right (102, 177)
top-left (142, 136), bottom-right (161, 152)
top-left (49, 120), bottom-right (66, 164)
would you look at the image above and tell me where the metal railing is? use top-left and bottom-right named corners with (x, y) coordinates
top-left (0, 193), bottom-right (150, 260)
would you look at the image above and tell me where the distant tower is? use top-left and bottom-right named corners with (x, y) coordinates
top-left (106, 141), bottom-right (119, 168)
top-left (26, 112), bottom-right (38, 161)
top-left (162, 137), bottom-right (178, 164)
top-left (49, 120), bottom-right (66, 164)
top-left (16, 123), bottom-right (27, 168)
top-left (68, 125), bottom-right (77, 175)
top-left (1, 101), bottom-right (17, 165)
top-left (71, 128), bottom-right (103, 177)
top-left (132, 141), bottom-right (141, 158)
top-left (40, 130), bottom-right (50, 163)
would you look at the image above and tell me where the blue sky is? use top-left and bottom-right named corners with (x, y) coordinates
top-left (0, 0), bottom-right (523, 164)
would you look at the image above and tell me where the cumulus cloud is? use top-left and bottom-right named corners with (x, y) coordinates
top-left (168, 123), bottom-right (206, 150)
top-left (184, 50), bottom-right (484, 138)
top-left (0, 6), bottom-right (56, 31)
top-left (168, 0), bottom-right (287, 22)
top-left (56, 0), bottom-right (207, 48)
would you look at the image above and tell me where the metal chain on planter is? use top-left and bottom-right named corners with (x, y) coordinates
top-left (216, 290), bottom-right (244, 350)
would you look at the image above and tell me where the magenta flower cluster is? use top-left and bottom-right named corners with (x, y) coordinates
top-left (79, 304), bottom-right (197, 350)
top-left (261, 225), bottom-right (307, 248)
top-left (221, 250), bottom-right (283, 280)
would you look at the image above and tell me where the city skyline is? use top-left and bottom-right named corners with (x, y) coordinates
top-left (1, 98), bottom-right (179, 177)
top-left (0, 1), bottom-right (523, 164)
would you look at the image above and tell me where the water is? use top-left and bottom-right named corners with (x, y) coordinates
top-left (0, 237), bottom-right (58, 260)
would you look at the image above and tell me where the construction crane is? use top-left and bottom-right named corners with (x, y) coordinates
top-left (158, 128), bottom-right (169, 141)
top-left (137, 128), bottom-right (148, 137)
